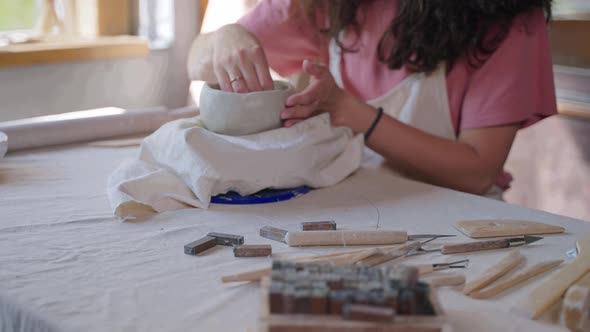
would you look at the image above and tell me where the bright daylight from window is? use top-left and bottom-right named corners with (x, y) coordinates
top-left (0, 0), bottom-right (38, 32)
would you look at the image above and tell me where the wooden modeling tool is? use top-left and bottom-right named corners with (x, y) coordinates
top-left (463, 250), bottom-right (525, 295)
top-left (221, 242), bottom-right (420, 282)
top-left (356, 242), bottom-right (422, 267)
top-left (561, 270), bottom-right (590, 331)
top-left (456, 220), bottom-right (564, 238)
top-left (423, 273), bottom-right (466, 288)
top-left (516, 232), bottom-right (590, 319)
top-left (470, 260), bottom-right (563, 299)
top-left (222, 245), bottom-right (397, 283)
top-left (285, 230), bottom-right (455, 247)
top-left (408, 236), bottom-right (542, 256)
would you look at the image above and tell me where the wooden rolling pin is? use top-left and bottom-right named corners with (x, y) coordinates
top-left (285, 230), bottom-right (408, 247)
top-left (561, 270), bottom-right (590, 331)
top-left (516, 232), bottom-right (590, 319)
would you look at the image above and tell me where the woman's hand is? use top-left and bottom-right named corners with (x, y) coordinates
top-left (188, 24), bottom-right (274, 93)
top-left (281, 60), bottom-right (376, 134)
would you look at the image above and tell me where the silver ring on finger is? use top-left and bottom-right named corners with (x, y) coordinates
top-left (230, 76), bottom-right (244, 84)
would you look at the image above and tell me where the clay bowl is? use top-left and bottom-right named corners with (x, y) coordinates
top-left (199, 80), bottom-right (295, 136)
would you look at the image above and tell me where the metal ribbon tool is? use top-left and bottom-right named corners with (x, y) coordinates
top-left (406, 235), bottom-right (543, 256)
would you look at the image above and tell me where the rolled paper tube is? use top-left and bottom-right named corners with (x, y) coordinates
top-left (0, 106), bottom-right (198, 151)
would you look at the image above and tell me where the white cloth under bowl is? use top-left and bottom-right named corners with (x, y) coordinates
top-left (108, 114), bottom-right (363, 219)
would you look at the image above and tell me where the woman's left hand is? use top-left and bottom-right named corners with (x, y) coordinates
top-left (281, 60), bottom-right (375, 134)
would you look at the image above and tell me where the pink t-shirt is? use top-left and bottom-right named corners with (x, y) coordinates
top-left (238, 0), bottom-right (557, 189)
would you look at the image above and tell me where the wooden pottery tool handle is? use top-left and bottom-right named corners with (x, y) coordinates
top-left (463, 250), bottom-right (525, 295)
top-left (357, 242), bottom-right (421, 267)
top-left (417, 264), bottom-right (435, 275)
top-left (424, 273), bottom-right (466, 288)
top-left (470, 260), bottom-right (563, 299)
top-left (516, 232), bottom-right (590, 320)
top-left (561, 270), bottom-right (590, 331)
top-left (285, 230), bottom-right (408, 247)
top-left (441, 239), bottom-right (510, 254)
top-left (221, 246), bottom-right (391, 283)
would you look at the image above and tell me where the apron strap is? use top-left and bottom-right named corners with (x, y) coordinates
top-left (328, 33), bottom-right (345, 89)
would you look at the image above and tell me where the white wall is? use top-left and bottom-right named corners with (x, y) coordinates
top-left (0, 1), bottom-right (200, 122)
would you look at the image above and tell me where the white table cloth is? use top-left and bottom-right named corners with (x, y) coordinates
top-left (1, 144), bottom-right (587, 332)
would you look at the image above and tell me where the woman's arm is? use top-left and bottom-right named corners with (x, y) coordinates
top-left (187, 24), bottom-right (273, 92)
top-left (364, 106), bottom-right (518, 194)
top-left (282, 60), bottom-right (517, 195)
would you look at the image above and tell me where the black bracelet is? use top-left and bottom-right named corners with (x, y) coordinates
top-left (364, 107), bottom-right (384, 140)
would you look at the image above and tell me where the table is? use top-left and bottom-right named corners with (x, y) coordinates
top-left (1, 144), bottom-right (586, 332)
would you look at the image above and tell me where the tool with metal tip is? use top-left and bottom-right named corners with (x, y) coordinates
top-left (285, 230), bottom-right (455, 247)
top-left (416, 259), bottom-right (470, 275)
top-left (407, 235), bottom-right (543, 256)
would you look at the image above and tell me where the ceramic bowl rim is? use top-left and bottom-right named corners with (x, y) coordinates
top-left (202, 80), bottom-right (292, 98)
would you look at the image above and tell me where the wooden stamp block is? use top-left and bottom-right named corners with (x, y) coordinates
top-left (342, 304), bottom-right (395, 322)
top-left (269, 281), bottom-right (284, 314)
top-left (184, 236), bottom-right (217, 255)
top-left (282, 286), bottom-right (296, 314)
top-left (398, 289), bottom-right (417, 315)
top-left (310, 287), bottom-right (329, 315)
top-left (386, 265), bottom-right (419, 288)
top-left (294, 289), bottom-right (312, 314)
top-left (260, 226), bottom-right (288, 243)
top-left (301, 221), bottom-right (337, 231)
top-left (234, 244), bottom-right (272, 257)
top-left (207, 232), bottom-right (244, 246)
top-left (384, 288), bottom-right (399, 311)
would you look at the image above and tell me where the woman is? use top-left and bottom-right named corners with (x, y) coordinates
top-left (187, 0), bottom-right (556, 198)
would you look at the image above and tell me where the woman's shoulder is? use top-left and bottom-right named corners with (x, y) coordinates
top-left (454, 8), bottom-right (556, 130)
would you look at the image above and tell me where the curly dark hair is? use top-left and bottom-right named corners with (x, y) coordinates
top-left (300, 0), bottom-right (552, 73)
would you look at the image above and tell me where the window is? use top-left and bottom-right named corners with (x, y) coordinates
top-left (0, 0), bottom-right (150, 67)
top-left (0, 0), bottom-right (39, 32)
top-left (554, 0), bottom-right (590, 19)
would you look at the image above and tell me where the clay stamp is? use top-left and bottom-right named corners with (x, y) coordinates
top-left (260, 226), bottom-right (288, 243)
top-left (184, 236), bottom-right (217, 255)
top-left (207, 232), bottom-right (244, 246)
top-left (233, 244), bottom-right (272, 257)
top-left (301, 221), bottom-right (337, 231)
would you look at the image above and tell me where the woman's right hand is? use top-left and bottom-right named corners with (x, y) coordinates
top-left (211, 24), bottom-right (274, 93)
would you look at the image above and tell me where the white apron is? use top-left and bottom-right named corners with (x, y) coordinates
top-left (328, 39), bottom-right (503, 200)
